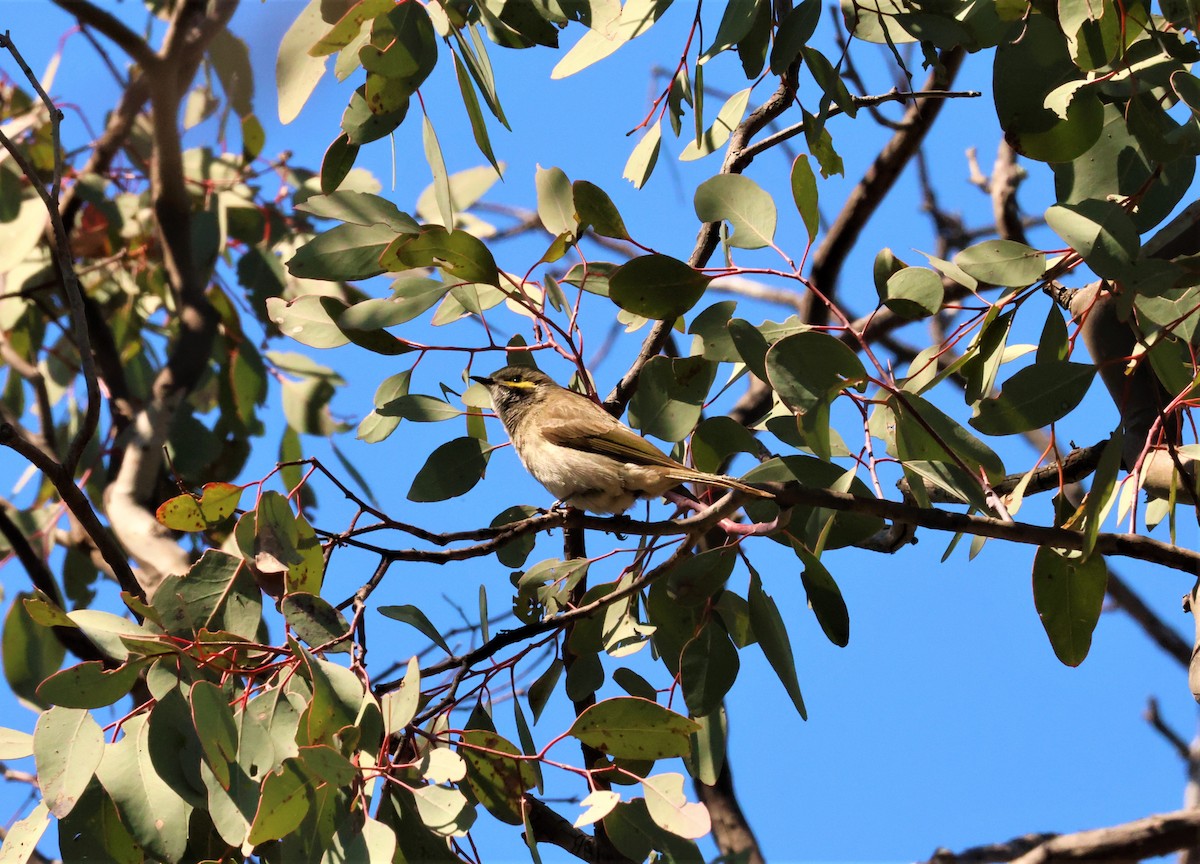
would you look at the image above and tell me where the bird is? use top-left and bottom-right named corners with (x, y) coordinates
top-left (471, 365), bottom-right (772, 515)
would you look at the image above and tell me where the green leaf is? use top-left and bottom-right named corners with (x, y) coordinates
top-left (954, 240), bottom-right (1045, 287)
top-left (573, 180), bottom-right (630, 240)
top-left (488, 505), bottom-right (539, 568)
top-left (341, 83), bottom-right (409, 145)
top-left (642, 772), bottom-right (712, 840)
top-left (882, 267), bottom-right (945, 319)
top-left (680, 621), bottom-right (739, 718)
top-left (3, 592), bottom-right (65, 709)
top-left (766, 331), bottom-right (868, 413)
top-left (379, 226), bottom-right (500, 286)
top-left (276, 0), bottom-right (328, 124)
top-left (747, 573), bottom-right (807, 719)
top-left (1045, 199), bottom-right (1140, 280)
top-left (190, 680), bottom-right (238, 791)
top-left (1033, 547), bottom-right (1107, 666)
top-left (970, 361), bottom-right (1095, 435)
top-left (687, 708), bottom-right (726, 785)
top-left (694, 174), bottom-right (777, 250)
top-left (36, 659), bottom-right (147, 709)
top-left (297, 190), bottom-right (418, 232)
top-left (452, 52), bottom-right (500, 171)
top-left (378, 604), bottom-right (452, 654)
top-left (793, 545), bottom-right (850, 647)
top-left (802, 46), bottom-right (857, 118)
top-left (408, 437), bottom-right (489, 502)
top-left (803, 109), bottom-right (844, 177)
top-left (286, 222), bottom-right (393, 281)
top-left (1, 801), bottom-right (50, 862)
top-left (267, 295), bottom-right (349, 349)
top-left (423, 114), bottom-right (454, 228)
top-left (320, 132), bottom-right (358, 194)
top-left (667, 546), bottom-right (737, 606)
top-left (770, 0), bottom-right (820, 74)
top-left (282, 593), bottom-right (352, 654)
top-left (680, 88), bottom-right (751, 161)
top-left (459, 730), bottom-right (540, 825)
top-left (1054, 104), bottom-right (1195, 233)
top-left (35, 706), bottom-right (104, 817)
top-left (248, 759), bottom-right (311, 845)
top-left (57, 782), bottom-right (141, 863)
top-left (309, 0), bottom-right (391, 56)
top-left (623, 120), bottom-right (661, 189)
top-left (568, 697), bottom-right (701, 760)
top-left (993, 14), bottom-right (1103, 162)
top-left (963, 309), bottom-right (1015, 402)
top-left (536, 165), bottom-right (576, 240)
top-left (153, 549), bottom-right (262, 641)
top-left (378, 393), bottom-right (463, 422)
top-left (609, 255), bottom-right (711, 320)
top-left (628, 355), bottom-right (716, 442)
top-left (412, 784), bottom-right (476, 837)
top-left (790, 154), bottom-right (819, 245)
top-left (527, 658), bottom-right (563, 723)
top-left (700, 0), bottom-right (760, 61)
top-left (551, 0), bottom-right (671, 79)
top-left (0, 726), bottom-right (33, 760)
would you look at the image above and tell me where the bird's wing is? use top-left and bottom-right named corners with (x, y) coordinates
top-left (539, 392), bottom-right (680, 468)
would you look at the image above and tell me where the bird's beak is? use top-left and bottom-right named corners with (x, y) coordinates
top-left (469, 375), bottom-right (491, 386)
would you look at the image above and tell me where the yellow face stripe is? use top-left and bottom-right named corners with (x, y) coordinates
top-left (499, 380), bottom-right (538, 390)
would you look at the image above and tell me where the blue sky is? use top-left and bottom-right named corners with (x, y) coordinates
top-left (0, 2), bottom-right (1197, 862)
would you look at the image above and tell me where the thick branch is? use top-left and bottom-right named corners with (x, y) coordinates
top-left (695, 759), bottom-right (765, 864)
top-left (928, 809), bottom-right (1200, 864)
top-left (0, 506), bottom-right (106, 662)
top-left (524, 795), bottom-right (631, 863)
top-left (99, 0), bottom-right (236, 594)
top-left (1, 422), bottom-right (142, 600)
top-left (394, 494), bottom-right (748, 691)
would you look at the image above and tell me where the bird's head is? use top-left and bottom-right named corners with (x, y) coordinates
top-left (470, 365), bottom-right (555, 422)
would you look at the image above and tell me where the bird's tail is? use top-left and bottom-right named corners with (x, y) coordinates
top-left (667, 469), bottom-right (774, 499)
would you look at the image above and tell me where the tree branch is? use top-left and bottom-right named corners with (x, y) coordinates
top-left (768, 482), bottom-right (1200, 574)
top-left (927, 809), bottom-right (1200, 864)
top-left (604, 67), bottom-right (800, 415)
top-left (807, 48), bottom-right (965, 327)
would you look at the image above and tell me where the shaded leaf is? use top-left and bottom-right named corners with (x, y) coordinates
top-left (970, 361), bottom-right (1095, 435)
top-left (747, 573), bottom-right (806, 719)
top-left (378, 604), bottom-right (452, 654)
top-left (408, 437), bottom-right (490, 501)
top-left (1033, 547), bottom-right (1107, 666)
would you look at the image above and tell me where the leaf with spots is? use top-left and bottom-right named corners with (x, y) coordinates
top-left (568, 697), bottom-right (699, 760)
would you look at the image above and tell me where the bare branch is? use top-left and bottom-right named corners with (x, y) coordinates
top-left (695, 759), bottom-right (765, 864)
top-left (0, 32), bottom-right (101, 474)
top-left (0, 505), bottom-right (106, 662)
top-left (604, 68), bottom-right (800, 414)
top-left (767, 481), bottom-right (1200, 574)
top-left (930, 810), bottom-right (1200, 864)
top-left (1, 422), bottom-right (142, 600)
top-left (50, 0), bottom-right (158, 69)
top-left (807, 48), bottom-right (966, 327)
